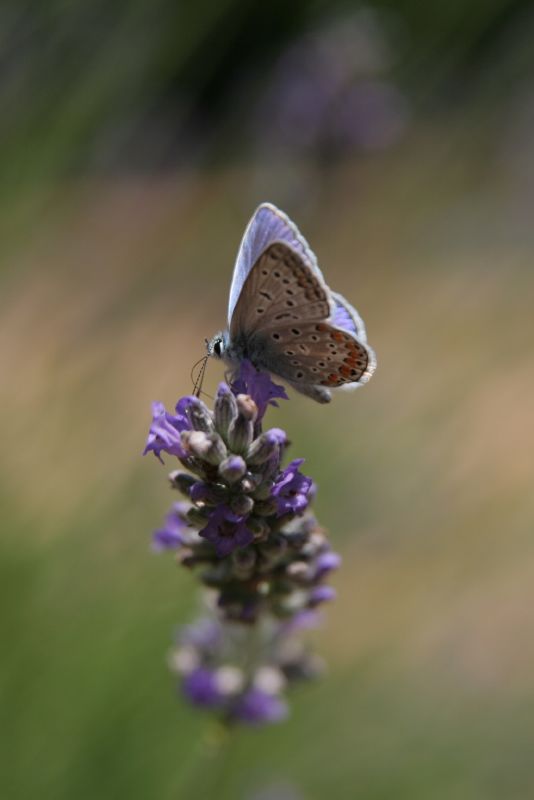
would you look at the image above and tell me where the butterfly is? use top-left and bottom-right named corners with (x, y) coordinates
top-left (207, 203), bottom-right (376, 403)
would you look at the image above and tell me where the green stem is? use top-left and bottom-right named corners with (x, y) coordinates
top-left (175, 721), bottom-right (239, 800)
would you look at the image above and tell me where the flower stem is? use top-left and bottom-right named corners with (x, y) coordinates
top-left (175, 721), bottom-right (239, 799)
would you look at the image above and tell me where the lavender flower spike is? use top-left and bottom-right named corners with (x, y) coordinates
top-left (145, 360), bottom-right (342, 726)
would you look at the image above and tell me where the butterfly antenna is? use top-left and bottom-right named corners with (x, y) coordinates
top-left (191, 354), bottom-right (209, 398)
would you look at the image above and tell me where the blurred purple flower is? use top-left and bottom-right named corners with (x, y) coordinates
top-left (179, 618), bottom-right (222, 651)
top-left (232, 687), bottom-right (288, 725)
top-left (315, 550), bottom-right (342, 578)
top-left (309, 585), bottom-right (337, 606)
top-left (152, 501), bottom-right (190, 551)
top-left (279, 609), bottom-right (321, 635)
top-left (330, 80), bottom-right (409, 151)
top-left (182, 667), bottom-right (224, 708)
top-left (252, 8), bottom-right (410, 158)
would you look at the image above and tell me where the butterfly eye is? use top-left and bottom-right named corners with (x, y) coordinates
top-left (213, 338), bottom-right (224, 357)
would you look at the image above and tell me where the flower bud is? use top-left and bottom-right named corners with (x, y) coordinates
top-left (168, 645), bottom-right (199, 675)
top-left (187, 398), bottom-right (214, 433)
top-left (253, 666), bottom-right (286, 694)
top-left (214, 666), bottom-right (245, 695)
top-left (281, 652), bottom-right (325, 682)
top-left (246, 516), bottom-right (270, 541)
top-left (218, 455), bottom-right (247, 484)
top-left (252, 498), bottom-right (277, 517)
top-left (227, 417), bottom-right (253, 454)
top-left (252, 479), bottom-right (274, 500)
top-left (231, 547), bottom-right (256, 579)
top-left (176, 547), bottom-right (196, 567)
top-left (169, 470), bottom-right (196, 496)
top-left (280, 529), bottom-right (308, 549)
top-left (190, 481), bottom-right (228, 506)
top-left (314, 551), bottom-right (342, 578)
top-left (201, 561), bottom-right (233, 587)
top-left (309, 585), bottom-right (336, 606)
top-left (277, 589), bottom-right (307, 614)
top-left (214, 383), bottom-right (238, 438)
top-left (236, 394), bottom-right (258, 422)
top-left (229, 494), bottom-right (254, 516)
top-left (301, 531), bottom-right (327, 557)
top-left (182, 430), bottom-right (227, 465)
top-left (258, 535), bottom-right (288, 569)
top-left (239, 474), bottom-right (259, 494)
top-left (186, 506), bottom-right (210, 528)
top-left (246, 428), bottom-right (287, 466)
top-left (286, 561), bottom-right (311, 582)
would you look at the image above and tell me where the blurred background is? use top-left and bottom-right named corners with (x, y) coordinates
top-left (1, 0), bottom-right (534, 797)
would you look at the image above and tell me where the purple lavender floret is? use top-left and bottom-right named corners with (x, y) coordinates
top-left (232, 687), bottom-right (288, 725)
top-left (143, 398), bottom-right (194, 463)
top-left (152, 502), bottom-right (190, 551)
top-left (315, 551), bottom-right (342, 577)
top-left (272, 459), bottom-right (314, 515)
top-left (182, 667), bottom-right (224, 708)
top-left (145, 359), bottom-right (342, 727)
top-left (309, 585), bottom-right (337, 606)
top-left (199, 504), bottom-right (254, 557)
top-left (231, 359), bottom-right (288, 422)
top-left (179, 618), bottom-right (222, 651)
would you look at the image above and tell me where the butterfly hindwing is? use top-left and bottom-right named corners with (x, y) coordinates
top-left (330, 291), bottom-right (368, 343)
top-left (250, 321), bottom-right (373, 389)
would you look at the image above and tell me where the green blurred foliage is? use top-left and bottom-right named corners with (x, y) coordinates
top-left (1, 1), bottom-right (534, 798)
top-left (2, 0), bottom-right (534, 183)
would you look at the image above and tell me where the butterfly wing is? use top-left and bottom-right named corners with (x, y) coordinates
top-left (228, 241), bottom-right (375, 401)
top-left (330, 291), bottom-right (368, 342)
top-left (228, 203), bottom-right (324, 326)
top-left (329, 291), bottom-right (376, 390)
top-left (229, 241), bottom-right (332, 338)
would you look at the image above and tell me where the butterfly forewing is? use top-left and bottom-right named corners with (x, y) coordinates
top-left (229, 242), bottom-right (332, 339)
top-left (228, 204), bottom-right (324, 325)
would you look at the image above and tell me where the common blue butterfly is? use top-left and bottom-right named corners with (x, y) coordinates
top-left (208, 203), bottom-right (376, 403)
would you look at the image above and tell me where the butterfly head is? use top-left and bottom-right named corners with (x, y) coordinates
top-left (206, 332), bottom-right (228, 360)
